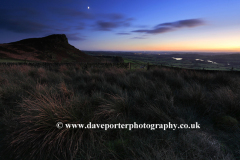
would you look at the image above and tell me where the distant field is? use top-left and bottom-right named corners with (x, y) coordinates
top-left (2, 51), bottom-right (240, 71)
top-left (123, 58), bottom-right (152, 69)
top-left (85, 51), bottom-right (240, 71)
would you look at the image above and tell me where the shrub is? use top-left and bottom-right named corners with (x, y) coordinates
top-left (3, 91), bottom-right (97, 160)
top-left (213, 115), bottom-right (239, 130)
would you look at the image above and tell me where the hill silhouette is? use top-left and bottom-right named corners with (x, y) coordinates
top-left (0, 34), bottom-right (99, 62)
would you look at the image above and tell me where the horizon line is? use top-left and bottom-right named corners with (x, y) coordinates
top-left (82, 50), bottom-right (240, 53)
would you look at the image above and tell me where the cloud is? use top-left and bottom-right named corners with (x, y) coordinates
top-left (74, 22), bottom-right (86, 30)
top-left (0, 7), bottom-right (134, 35)
top-left (117, 33), bottom-right (131, 35)
top-left (75, 25), bottom-right (85, 30)
top-left (0, 8), bottom-right (52, 33)
top-left (131, 37), bottom-right (146, 39)
top-left (66, 34), bottom-right (86, 41)
top-left (95, 21), bottom-right (119, 31)
top-left (51, 8), bottom-right (94, 19)
top-left (54, 27), bottom-right (72, 32)
top-left (94, 20), bottom-right (132, 31)
top-left (132, 19), bottom-right (204, 34)
top-left (0, 8), bottom-right (86, 35)
top-left (106, 13), bottom-right (125, 20)
top-left (99, 13), bottom-right (135, 21)
top-left (134, 25), bottom-right (149, 28)
top-left (133, 27), bottom-right (174, 34)
top-left (93, 15), bottom-right (134, 31)
top-left (0, 18), bottom-right (50, 33)
top-left (155, 19), bottom-right (204, 28)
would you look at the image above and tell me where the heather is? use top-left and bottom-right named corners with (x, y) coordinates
top-left (0, 64), bottom-right (239, 160)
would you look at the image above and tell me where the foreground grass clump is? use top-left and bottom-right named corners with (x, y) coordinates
top-left (0, 65), bottom-right (240, 160)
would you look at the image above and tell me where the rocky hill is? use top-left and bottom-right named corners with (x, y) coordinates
top-left (0, 34), bottom-right (100, 62)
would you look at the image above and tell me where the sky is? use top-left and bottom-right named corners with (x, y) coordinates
top-left (0, 0), bottom-right (240, 52)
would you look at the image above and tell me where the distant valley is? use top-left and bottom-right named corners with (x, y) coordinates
top-left (0, 34), bottom-right (240, 71)
top-left (84, 51), bottom-right (240, 71)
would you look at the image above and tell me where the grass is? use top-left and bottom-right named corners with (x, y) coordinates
top-left (0, 58), bottom-right (39, 63)
top-left (0, 64), bottom-right (239, 159)
top-left (123, 58), bottom-right (156, 70)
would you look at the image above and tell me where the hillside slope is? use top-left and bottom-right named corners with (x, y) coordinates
top-left (0, 34), bottom-right (99, 62)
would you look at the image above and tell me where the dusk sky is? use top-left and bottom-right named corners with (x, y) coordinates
top-left (1, 0), bottom-right (240, 52)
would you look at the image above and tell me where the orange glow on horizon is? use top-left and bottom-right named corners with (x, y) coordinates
top-left (86, 30), bottom-right (240, 52)
top-left (114, 44), bottom-right (240, 52)
top-left (118, 36), bottom-right (240, 52)
top-left (138, 46), bottom-right (240, 52)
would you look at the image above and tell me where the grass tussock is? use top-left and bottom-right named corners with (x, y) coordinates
top-left (0, 64), bottom-right (239, 159)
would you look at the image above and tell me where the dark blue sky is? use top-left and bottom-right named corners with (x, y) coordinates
top-left (1, 0), bottom-right (240, 52)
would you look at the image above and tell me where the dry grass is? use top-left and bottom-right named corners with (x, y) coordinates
top-left (0, 64), bottom-right (239, 160)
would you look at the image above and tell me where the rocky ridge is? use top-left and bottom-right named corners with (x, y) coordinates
top-left (0, 34), bottom-right (99, 62)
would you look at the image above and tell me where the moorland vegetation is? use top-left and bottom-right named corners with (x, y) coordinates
top-left (0, 64), bottom-right (239, 160)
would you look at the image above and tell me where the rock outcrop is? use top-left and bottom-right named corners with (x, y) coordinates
top-left (11, 34), bottom-right (69, 46)
top-left (0, 34), bottom-right (99, 63)
top-left (43, 34), bottom-right (69, 44)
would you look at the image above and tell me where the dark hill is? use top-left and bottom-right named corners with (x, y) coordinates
top-left (0, 34), bottom-right (100, 62)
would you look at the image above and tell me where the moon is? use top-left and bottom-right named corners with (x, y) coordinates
top-left (88, 6), bottom-right (90, 9)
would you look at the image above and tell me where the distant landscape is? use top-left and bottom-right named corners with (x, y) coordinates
top-left (2, 0), bottom-right (240, 159)
top-left (84, 51), bottom-right (240, 71)
top-left (1, 34), bottom-right (240, 71)
top-left (0, 35), bottom-right (240, 160)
